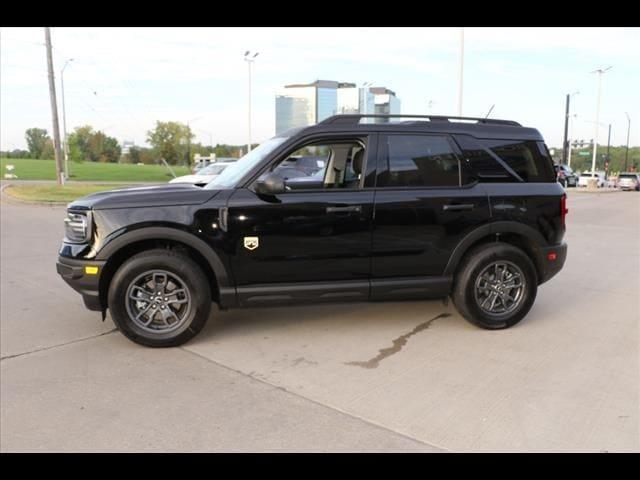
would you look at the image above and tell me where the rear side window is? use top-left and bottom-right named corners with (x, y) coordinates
top-left (454, 135), bottom-right (513, 182)
top-left (482, 139), bottom-right (556, 182)
top-left (378, 134), bottom-right (460, 187)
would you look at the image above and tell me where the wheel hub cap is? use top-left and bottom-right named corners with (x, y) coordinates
top-left (125, 270), bottom-right (192, 334)
top-left (474, 261), bottom-right (525, 315)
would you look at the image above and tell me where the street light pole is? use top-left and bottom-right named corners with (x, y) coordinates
top-left (590, 67), bottom-right (612, 177)
top-left (244, 51), bottom-right (259, 154)
top-left (624, 112), bottom-right (631, 172)
top-left (61, 58), bottom-right (74, 180)
top-left (458, 28), bottom-right (464, 116)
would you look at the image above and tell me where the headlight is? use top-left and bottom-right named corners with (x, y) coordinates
top-left (64, 211), bottom-right (91, 243)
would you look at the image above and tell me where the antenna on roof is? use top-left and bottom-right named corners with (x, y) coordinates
top-left (484, 105), bottom-right (495, 119)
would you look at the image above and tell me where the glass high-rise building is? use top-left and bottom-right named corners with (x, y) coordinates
top-left (275, 81), bottom-right (399, 134)
top-left (275, 80), bottom-right (341, 134)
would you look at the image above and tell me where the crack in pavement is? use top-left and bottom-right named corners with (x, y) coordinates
top-left (345, 313), bottom-right (451, 369)
top-left (0, 328), bottom-right (118, 362)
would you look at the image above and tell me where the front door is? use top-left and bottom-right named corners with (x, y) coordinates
top-left (226, 135), bottom-right (376, 305)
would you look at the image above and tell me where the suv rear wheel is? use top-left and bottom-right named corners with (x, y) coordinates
top-left (108, 249), bottom-right (212, 347)
top-left (452, 243), bottom-right (537, 329)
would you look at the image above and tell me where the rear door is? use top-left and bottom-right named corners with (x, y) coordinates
top-left (370, 133), bottom-right (491, 297)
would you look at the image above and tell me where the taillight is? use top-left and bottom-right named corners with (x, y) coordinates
top-left (560, 194), bottom-right (568, 228)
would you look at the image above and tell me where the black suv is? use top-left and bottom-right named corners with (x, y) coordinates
top-left (57, 114), bottom-right (568, 347)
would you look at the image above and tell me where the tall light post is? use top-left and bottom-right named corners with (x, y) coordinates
top-left (590, 66), bottom-right (612, 177)
top-left (244, 51), bottom-right (259, 154)
top-left (624, 112), bottom-right (631, 172)
top-left (562, 91), bottom-right (579, 165)
top-left (458, 28), bottom-right (464, 116)
top-left (61, 58), bottom-right (74, 180)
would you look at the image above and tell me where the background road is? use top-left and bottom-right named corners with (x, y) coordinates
top-left (1, 190), bottom-right (638, 452)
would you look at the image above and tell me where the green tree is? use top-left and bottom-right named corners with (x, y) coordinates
top-left (40, 139), bottom-right (55, 160)
top-left (146, 121), bottom-right (194, 165)
top-left (25, 128), bottom-right (51, 159)
top-left (67, 125), bottom-right (121, 163)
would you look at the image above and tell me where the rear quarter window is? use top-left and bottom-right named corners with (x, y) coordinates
top-left (482, 139), bottom-right (556, 182)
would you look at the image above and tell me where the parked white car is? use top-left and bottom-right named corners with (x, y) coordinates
top-left (577, 171), bottom-right (606, 188)
top-left (169, 162), bottom-right (234, 186)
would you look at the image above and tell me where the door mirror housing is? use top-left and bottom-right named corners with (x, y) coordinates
top-left (255, 172), bottom-right (286, 195)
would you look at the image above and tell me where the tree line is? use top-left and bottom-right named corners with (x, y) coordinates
top-left (1, 121), bottom-right (252, 166)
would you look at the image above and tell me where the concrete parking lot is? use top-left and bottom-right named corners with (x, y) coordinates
top-left (1, 189), bottom-right (638, 452)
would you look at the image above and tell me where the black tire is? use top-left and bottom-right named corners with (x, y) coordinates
top-left (452, 243), bottom-right (538, 330)
top-left (108, 249), bottom-right (212, 347)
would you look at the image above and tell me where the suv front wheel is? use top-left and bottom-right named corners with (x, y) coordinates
top-left (108, 249), bottom-right (212, 347)
top-left (452, 243), bottom-right (538, 329)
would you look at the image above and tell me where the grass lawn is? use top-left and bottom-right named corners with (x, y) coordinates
top-left (4, 183), bottom-right (133, 203)
top-left (1, 158), bottom-right (190, 182)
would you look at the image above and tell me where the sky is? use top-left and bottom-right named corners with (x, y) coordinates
top-left (1, 27), bottom-right (639, 151)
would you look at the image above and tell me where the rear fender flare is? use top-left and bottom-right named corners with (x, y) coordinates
top-left (444, 221), bottom-right (547, 277)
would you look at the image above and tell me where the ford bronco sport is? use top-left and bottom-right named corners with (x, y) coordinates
top-left (57, 114), bottom-right (568, 347)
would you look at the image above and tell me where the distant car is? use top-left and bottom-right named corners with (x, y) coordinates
top-left (616, 172), bottom-right (640, 191)
top-left (170, 162), bottom-right (233, 186)
top-left (554, 164), bottom-right (577, 187)
top-left (578, 171), bottom-right (605, 188)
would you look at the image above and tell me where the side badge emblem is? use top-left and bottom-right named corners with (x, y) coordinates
top-left (244, 236), bottom-right (259, 251)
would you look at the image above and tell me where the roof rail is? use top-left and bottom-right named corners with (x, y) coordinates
top-left (318, 114), bottom-right (522, 127)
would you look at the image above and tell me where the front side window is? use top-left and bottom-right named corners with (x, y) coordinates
top-left (260, 139), bottom-right (366, 191)
top-left (378, 135), bottom-right (460, 188)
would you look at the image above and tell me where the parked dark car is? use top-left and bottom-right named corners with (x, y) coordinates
top-left (57, 114), bottom-right (568, 347)
top-left (554, 164), bottom-right (577, 187)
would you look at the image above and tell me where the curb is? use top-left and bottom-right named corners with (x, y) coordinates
top-left (1, 183), bottom-right (69, 206)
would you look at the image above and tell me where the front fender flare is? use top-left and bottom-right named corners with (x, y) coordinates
top-left (96, 226), bottom-right (236, 307)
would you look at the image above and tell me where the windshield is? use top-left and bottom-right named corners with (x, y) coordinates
top-left (199, 164), bottom-right (229, 176)
top-left (205, 136), bottom-right (288, 189)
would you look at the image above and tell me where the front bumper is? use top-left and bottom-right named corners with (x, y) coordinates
top-left (56, 256), bottom-right (106, 311)
top-left (537, 242), bottom-right (568, 285)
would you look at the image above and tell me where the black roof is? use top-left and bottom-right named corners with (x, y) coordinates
top-left (291, 114), bottom-right (544, 141)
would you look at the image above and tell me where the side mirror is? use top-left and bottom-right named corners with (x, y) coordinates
top-left (255, 172), bottom-right (286, 195)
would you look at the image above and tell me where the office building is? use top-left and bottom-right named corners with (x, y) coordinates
top-left (275, 80), bottom-right (399, 134)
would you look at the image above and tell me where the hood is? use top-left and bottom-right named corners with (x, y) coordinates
top-left (68, 183), bottom-right (220, 210)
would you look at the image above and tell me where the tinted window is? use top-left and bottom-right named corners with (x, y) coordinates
top-left (455, 135), bottom-right (512, 182)
top-left (378, 135), bottom-right (460, 187)
top-left (482, 140), bottom-right (555, 182)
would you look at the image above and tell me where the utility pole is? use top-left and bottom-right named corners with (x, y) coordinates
top-left (61, 58), bottom-right (73, 180)
top-left (562, 91), bottom-right (579, 165)
top-left (44, 27), bottom-right (64, 185)
top-left (624, 112), bottom-right (631, 171)
top-left (605, 123), bottom-right (611, 175)
top-left (458, 28), bottom-right (464, 116)
top-left (562, 94), bottom-right (570, 164)
top-left (590, 67), bottom-right (612, 177)
top-left (244, 51), bottom-right (259, 154)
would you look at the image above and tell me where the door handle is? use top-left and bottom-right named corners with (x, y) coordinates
top-left (326, 205), bottom-right (362, 214)
top-left (443, 203), bottom-right (475, 211)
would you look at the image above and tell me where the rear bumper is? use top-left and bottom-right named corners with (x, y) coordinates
top-left (56, 256), bottom-right (106, 311)
top-left (537, 242), bottom-right (567, 285)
